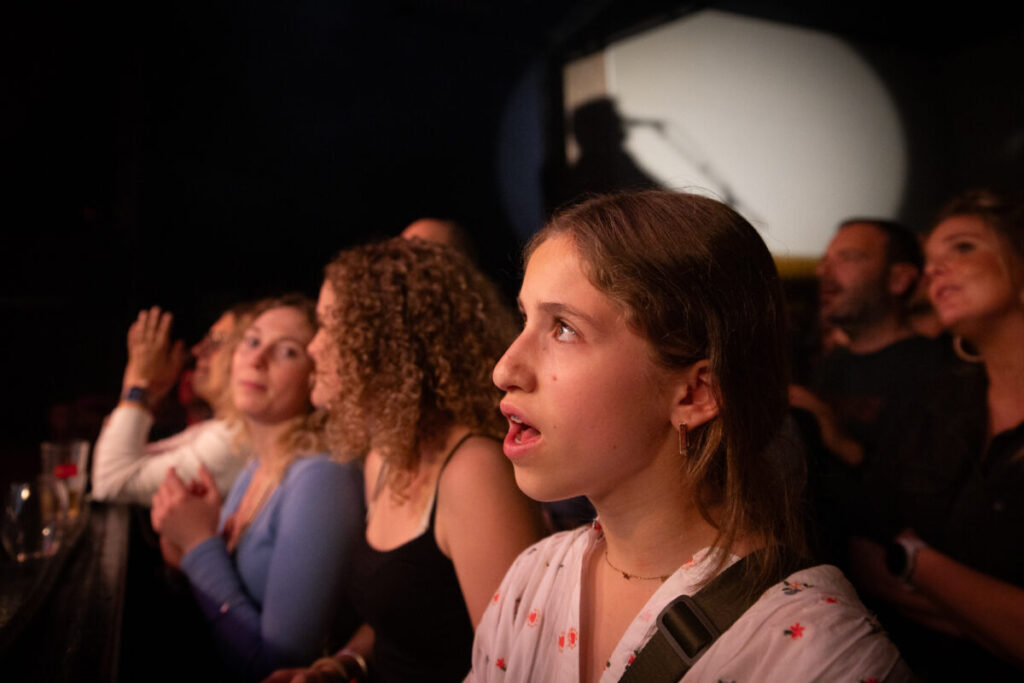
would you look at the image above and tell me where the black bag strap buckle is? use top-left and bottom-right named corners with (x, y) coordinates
top-left (655, 594), bottom-right (722, 667)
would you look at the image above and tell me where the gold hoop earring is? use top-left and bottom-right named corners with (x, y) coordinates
top-left (953, 336), bottom-right (983, 363)
top-left (678, 423), bottom-right (689, 456)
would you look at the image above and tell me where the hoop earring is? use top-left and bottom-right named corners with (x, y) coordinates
top-left (678, 423), bottom-right (689, 456)
top-left (953, 336), bottom-right (983, 363)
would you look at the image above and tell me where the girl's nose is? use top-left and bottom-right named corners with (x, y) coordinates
top-left (493, 333), bottom-right (534, 393)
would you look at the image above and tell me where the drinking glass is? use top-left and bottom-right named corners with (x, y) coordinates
top-left (41, 440), bottom-right (90, 518)
top-left (2, 475), bottom-right (69, 562)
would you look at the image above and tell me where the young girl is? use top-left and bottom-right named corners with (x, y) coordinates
top-left (469, 191), bottom-right (905, 682)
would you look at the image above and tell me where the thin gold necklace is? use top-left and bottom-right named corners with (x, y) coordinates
top-left (602, 546), bottom-right (672, 582)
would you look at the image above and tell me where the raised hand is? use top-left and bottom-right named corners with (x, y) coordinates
top-left (122, 306), bottom-right (186, 405)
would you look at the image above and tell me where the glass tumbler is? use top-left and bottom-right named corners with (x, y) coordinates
top-left (2, 475), bottom-right (69, 562)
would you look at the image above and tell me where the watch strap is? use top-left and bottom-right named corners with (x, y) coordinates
top-left (123, 385), bottom-right (150, 406)
top-left (892, 536), bottom-right (929, 583)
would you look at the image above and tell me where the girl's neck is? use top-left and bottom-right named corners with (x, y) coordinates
top-left (590, 450), bottom-right (721, 579)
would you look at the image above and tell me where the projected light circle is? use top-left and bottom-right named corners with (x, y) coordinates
top-left (604, 10), bottom-right (906, 257)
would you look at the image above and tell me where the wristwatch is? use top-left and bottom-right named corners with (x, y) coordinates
top-left (885, 536), bottom-right (928, 583)
top-left (122, 385), bottom-right (150, 407)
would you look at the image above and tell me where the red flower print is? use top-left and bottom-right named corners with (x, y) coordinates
top-left (527, 609), bottom-right (541, 627)
top-left (495, 657), bottom-right (507, 671)
top-left (782, 580), bottom-right (813, 595)
top-left (557, 632), bottom-right (565, 652)
top-left (592, 520), bottom-right (602, 532)
top-left (823, 596), bottom-right (838, 604)
top-left (627, 653), bottom-right (636, 665)
top-left (783, 623), bottom-right (805, 639)
top-left (568, 627), bottom-right (578, 648)
top-left (493, 591), bottom-right (500, 604)
top-left (682, 556), bottom-right (696, 570)
top-left (859, 678), bottom-right (878, 683)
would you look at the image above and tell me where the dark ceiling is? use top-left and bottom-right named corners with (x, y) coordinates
top-left (0, 0), bottom-right (1020, 451)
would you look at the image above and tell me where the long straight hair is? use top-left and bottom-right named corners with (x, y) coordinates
top-left (530, 190), bottom-right (804, 586)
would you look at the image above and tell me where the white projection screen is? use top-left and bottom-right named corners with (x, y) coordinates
top-left (563, 9), bottom-right (907, 262)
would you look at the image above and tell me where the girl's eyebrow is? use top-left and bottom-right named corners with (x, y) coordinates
top-left (537, 301), bottom-right (597, 327)
top-left (939, 231), bottom-right (978, 242)
top-left (517, 296), bottom-right (599, 328)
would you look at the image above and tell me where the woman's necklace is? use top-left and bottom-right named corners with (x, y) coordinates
top-left (602, 546), bottom-right (672, 583)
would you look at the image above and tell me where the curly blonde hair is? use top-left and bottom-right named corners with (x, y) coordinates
top-left (322, 237), bottom-right (516, 494)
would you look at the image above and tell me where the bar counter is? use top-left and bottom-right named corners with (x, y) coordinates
top-left (0, 503), bottom-right (129, 682)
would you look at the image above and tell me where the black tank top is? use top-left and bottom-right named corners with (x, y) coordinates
top-left (349, 434), bottom-right (486, 682)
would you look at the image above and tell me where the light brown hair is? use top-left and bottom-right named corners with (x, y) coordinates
top-left (222, 293), bottom-right (326, 479)
top-left (321, 237), bottom-right (516, 494)
top-left (531, 190), bottom-right (804, 586)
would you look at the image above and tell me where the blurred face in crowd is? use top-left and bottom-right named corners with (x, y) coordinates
top-left (816, 222), bottom-right (891, 330)
top-left (307, 282), bottom-right (341, 409)
top-left (401, 218), bottom-right (459, 247)
top-left (191, 311), bottom-right (236, 405)
top-left (231, 307), bottom-right (314, 425)
top-left (925, 215), bottom-right (1023, 339)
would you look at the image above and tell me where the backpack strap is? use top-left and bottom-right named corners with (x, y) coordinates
top-left (619, 549), bottom-right (809, 683)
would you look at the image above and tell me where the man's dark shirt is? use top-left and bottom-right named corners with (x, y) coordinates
top-left (801, 335), bottom-right (957, 568)
top-left (810, 335), bottom-right (957, 458)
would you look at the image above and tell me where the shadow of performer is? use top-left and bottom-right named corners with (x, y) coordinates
top-left (555, 97), bottom-right (661, 208)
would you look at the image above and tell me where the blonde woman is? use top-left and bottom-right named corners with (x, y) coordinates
top-left (853, 190), bottom-right (1024, 677)
top-left (92, 302), bottom-right (254, 503)
top-left (153, 295), bottom-right (363, 681)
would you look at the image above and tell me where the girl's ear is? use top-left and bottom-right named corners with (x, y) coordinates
top-left (669, 360), bottom-right (718, 430)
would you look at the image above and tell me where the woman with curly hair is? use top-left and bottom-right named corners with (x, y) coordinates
top-left (267, 238), bottom-right (544, 683)
top-left (153, 294), bottom-right (363, 681)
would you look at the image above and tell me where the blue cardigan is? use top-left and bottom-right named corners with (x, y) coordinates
top-left (180, 454), bottom-right (363, 680)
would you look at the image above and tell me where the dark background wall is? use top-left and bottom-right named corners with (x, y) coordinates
top-left (2, 1), bottom-right (1021, 467)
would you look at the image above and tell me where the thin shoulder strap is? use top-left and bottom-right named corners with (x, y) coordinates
top-left (438, 432), bottom-right (480, 473)
top-left (619, 550), bottom-right (809, 683)
top-left (428, 432), bottom-right (497, 526)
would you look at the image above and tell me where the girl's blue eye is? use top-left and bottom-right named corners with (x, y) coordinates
top-left (244, 335), bottom-right (260, 348)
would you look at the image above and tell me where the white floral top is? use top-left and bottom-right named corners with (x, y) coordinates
top-left (468, 524), bottom-right (902, 682)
